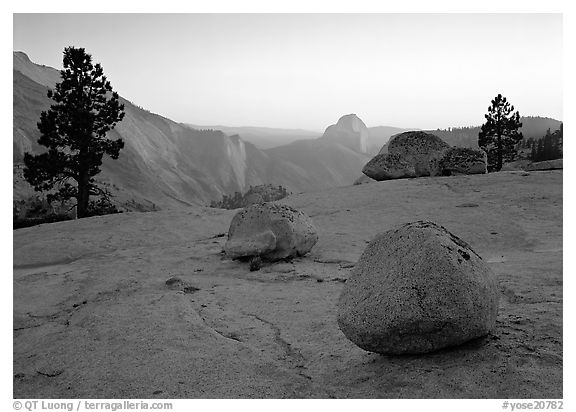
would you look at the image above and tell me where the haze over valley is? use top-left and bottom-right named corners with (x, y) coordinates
top-left (13, 50), bottom-right (561, 211)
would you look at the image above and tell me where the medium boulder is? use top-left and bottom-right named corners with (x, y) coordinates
top-left (434, 147), bottom-right (488, 176)
top-left (362, 153), bottom-right (417, 181)
top-left (388, 131), bottom-right (450, 176)
top-left (337, 221), bottom-right (499, 354)
top-left (223, 203), bottom-right (319, 261)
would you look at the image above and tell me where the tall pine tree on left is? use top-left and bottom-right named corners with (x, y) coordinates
top-left (24, 47), bottom-right (126, 218)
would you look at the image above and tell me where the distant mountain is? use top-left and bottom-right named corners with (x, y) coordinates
top-left (319, 114), bottom-right (369, 153)
top-left (265, 139), bottom-right (370, 191)
top-left (13, 52), bottom-right (370, 210)
top-left (185, 124), bottom-right (321, 149)
top-left (518, 117), bottom-right (562, 139)
top-left (191, 116), bottom-right (410, 155)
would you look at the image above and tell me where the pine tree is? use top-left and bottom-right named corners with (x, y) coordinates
top-left (537, 139), bottom-right (544, 161)
top-left (23, 47), bottom-right (125, 218)
top-left (530, 141), bottom-right (537, 161)
top-left (478, 94), bottom-right (523, 171)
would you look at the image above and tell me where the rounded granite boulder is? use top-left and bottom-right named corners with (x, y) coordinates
top-left (434, 147), bottom-right (488, 176)
top-left (388, 131), bottom-right (450, 176)
top-left (223, 203), bottom-right (319, 261)
top-left (362, 153), bottom-right (417, 181)
top-left (337, 221), bottom-right (499, 354)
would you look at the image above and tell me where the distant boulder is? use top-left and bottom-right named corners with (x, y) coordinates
top-left (433, 147), bottom-right (488, 176)
top-left (361, 153), bottom-right (417, 181)
top-left (526, 159), bottom-right (563, 171)
top-left (337, 221), bottom-right (499, 354)
top-left (387, 131), bottom-right (450, 176)
top-left (223, 203), bottom-right (318, 261)
top-left (320, 114), bottom-right (368, 153)
top-left (501, 159), bottom-right (532, 171)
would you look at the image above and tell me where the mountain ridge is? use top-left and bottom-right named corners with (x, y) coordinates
top-left (13, 52), bottom-right (371, 210)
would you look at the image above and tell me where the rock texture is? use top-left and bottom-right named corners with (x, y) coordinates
top-left (223, 203), bottom-right (318, 261)
top-left (13, 171), bottom-right (562, 398)
top-left (361, 153), bottom-right (417, 181)
top-left (337, 220), bottom-right (499, 355)
top-left (387, 131), bottom-right (450, 176)
top-left (320, 114), bottom-right (369, 153)
top-left (434, 147), bottom-right (488, 176)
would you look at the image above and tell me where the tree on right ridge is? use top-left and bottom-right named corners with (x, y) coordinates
top-left (478, 94), bottom-right (523, 171)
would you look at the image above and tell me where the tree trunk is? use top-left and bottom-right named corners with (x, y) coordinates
top-left (497, 133), bottom-right (503, 171)
top-left (76, 175), bottom-right (90, 218)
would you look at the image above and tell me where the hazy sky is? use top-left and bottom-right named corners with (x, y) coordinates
top-left (13, 13), bottom-right (562, 131)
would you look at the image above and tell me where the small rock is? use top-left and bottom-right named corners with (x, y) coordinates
top-left (166, 277), bottom-right (200, 294)
top-left (165, 277), bottom-right (184, 288)
top-left (249, 256), bottom-right (262, 271)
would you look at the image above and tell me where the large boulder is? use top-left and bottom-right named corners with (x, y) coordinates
top-left (337, 221), bottom-right (499, 354)
top-left (387, 131), bottom-right (450, 176)
top-left (223, 203), bottom-right (319, 261)
top-left (362, 153), bottom-right (417, 181)
top-left (433, 147), bottom-right (488, 176)
top-left (319, 114), bottom-right (368, 153)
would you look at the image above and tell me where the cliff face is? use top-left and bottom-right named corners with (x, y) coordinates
top-left (14, 51), bottom-right (258, 208)
top-left (13, 52), bottom-right (370, 209)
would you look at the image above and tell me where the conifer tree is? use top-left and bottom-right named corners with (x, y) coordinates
top-left (478, 94), bottom-right (523, 171)
top-left (23, 47), bottom-right (125, 218)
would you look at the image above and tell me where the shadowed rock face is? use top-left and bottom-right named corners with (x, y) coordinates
top-left (388, 131), bottom-right (451, 176)
top-left (361, 153), bottom-right (416, 181)
top-left (223, 203), bottom-right (319, 261)
top-left (320, 114), bottom-right (368, 153)
top-left (337, 220), bottom-right (499, 355)
top-left (433, 147), bottom-right (488, 176)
